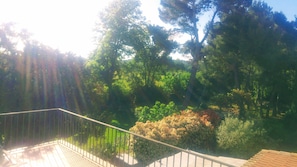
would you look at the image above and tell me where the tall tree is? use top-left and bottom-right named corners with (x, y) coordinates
top-left (129, 25), bottom-right (177, 87)
top-left (0, 23), bottom-right (23, 112)
top-left (159, 0), bottom-right (252, 106)
top-left (87, 0), bottom-right (143, 106)
top-left (203, 2), bottom-right (297, 118)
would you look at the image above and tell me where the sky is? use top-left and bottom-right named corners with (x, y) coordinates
top-left (0, 0), bottom-right (296, 58)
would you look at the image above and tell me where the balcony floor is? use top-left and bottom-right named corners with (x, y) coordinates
top-left (1, 140), bottom-right (246, 167)
top-left (1, 141), bottom-right (100, 167)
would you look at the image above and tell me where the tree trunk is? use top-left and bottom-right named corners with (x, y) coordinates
top-left (233, 63), bottom-right (240, 89)
top-left (182, 9), bottom-right (218, 107)
top-left (265, 105), bottom-right (270, 118)
top-left (272, 93), bottom-right (279, 117)
top-left (259, 89), bottom-right (264, 118)
top-left (183, 59), bottom-right (198, 107)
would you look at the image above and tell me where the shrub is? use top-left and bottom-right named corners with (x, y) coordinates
top-left (131, 136), bottom-right (176, 165)
top-left (135, 101), bottom-right (178, 122)
top-left (130, 110), bottom-right (216, 165)
top-left (199, 109), bottom-right (221, 127)
top-left (158, 71), bottom-right (190, 101)
top-left (283, 111), bottom-right (297, 131)
top-left (282, 112), bottom-right (297, 148)
top-left (216, 116), bottom-right (270, 158)
top-left (93, 142), bottom-right (116, 160)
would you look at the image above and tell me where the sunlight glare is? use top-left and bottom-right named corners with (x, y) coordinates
top-left (0, 0), bottom-right (110, 57)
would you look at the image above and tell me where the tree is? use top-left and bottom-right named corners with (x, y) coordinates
top-left (201, 3), bottom-right (272, 116)
top-left (129, 25), bottom-right (177, 87)
top-left (203, 1), bottom-right (297, 117)
top-left (88, 0), bottom-right (178, 108)
top-left (87, 0), bottom-right (143, 106)
top-left (17, 40), bottom-right (89, 111)
top-left (159, 0), bottom-right (252, 106)
top-left (0, 23), bottom-right (90, 112)
top-left (0, 23), bottom-right (24, 112)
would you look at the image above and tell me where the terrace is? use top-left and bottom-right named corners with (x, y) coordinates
top-left (0, 108), bottom-right (241, 167)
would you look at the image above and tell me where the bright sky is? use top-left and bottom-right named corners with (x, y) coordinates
top-left (0, 0), bottom-right (296, 58)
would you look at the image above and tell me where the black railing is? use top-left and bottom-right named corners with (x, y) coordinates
top-left (0, 108), bottom-right (235, 167)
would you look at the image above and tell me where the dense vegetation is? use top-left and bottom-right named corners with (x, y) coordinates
top-left (0, 0), bottom-right (296, 159)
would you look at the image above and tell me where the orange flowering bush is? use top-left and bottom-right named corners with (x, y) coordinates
top-left (130, 110), bottom-right (217, 164)
top-left (199, 109), bottom-right (221, 127)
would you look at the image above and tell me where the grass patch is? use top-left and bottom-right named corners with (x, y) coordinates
top-left (65, 126), bottom-right (130, 160)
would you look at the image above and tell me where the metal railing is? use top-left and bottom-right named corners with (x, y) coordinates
top-left (0, 108), bottom-right (235, 167)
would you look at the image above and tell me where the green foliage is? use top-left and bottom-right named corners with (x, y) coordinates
top-left (204, 1), bottom-right (297, 118)
top-left (130, 110), bottom-right (216, 164)
top-left (211, 89), bottom-right (253, 118)
top-left (131, 136), bottom-right (175, 165)
top-left (112, 78), bottom-right (132, 97)
top-left (211, 93), bottom-right (230, 110)
top-left (283, 111), bottom-right (297, 131)
top-left (133, 85), bottom-right (167, 106)
top-left (68, 127), bottom-right (128, 161)
top-left (158, 71), bottom-right (189, 101)
top-left (87, 0), bottom-right (144, 111)
top-left (85, 135), bottom-right (118, 161)
top-left (262, 112), bottom-right (297, 151)
top-left (131, 25), bottom-right (177, 87)
top-left (95, 143), bottom-right (116, 160)
top-left (227, 89), bottom-right (253, 118)
top-left (263, 118), bottom-right (286, 142)
top-left (0, 23), bottom-right (93, 112)
top-left (94, 127), bottom-right (128, 160)
top-left (216, 116), bottom-right (271, 158)
top-left (135, 101), bottom-right (178, 122)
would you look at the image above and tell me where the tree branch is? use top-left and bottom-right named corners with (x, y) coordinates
top-left (200, 9), bottom-right (218, 44)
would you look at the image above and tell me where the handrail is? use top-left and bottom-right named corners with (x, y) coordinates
top-left (0, 108), bottom-right (60, 116)
top-left (0, 108), bottom-right (235, 167)
top-left (58, 108), bottom-right (235, 167)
